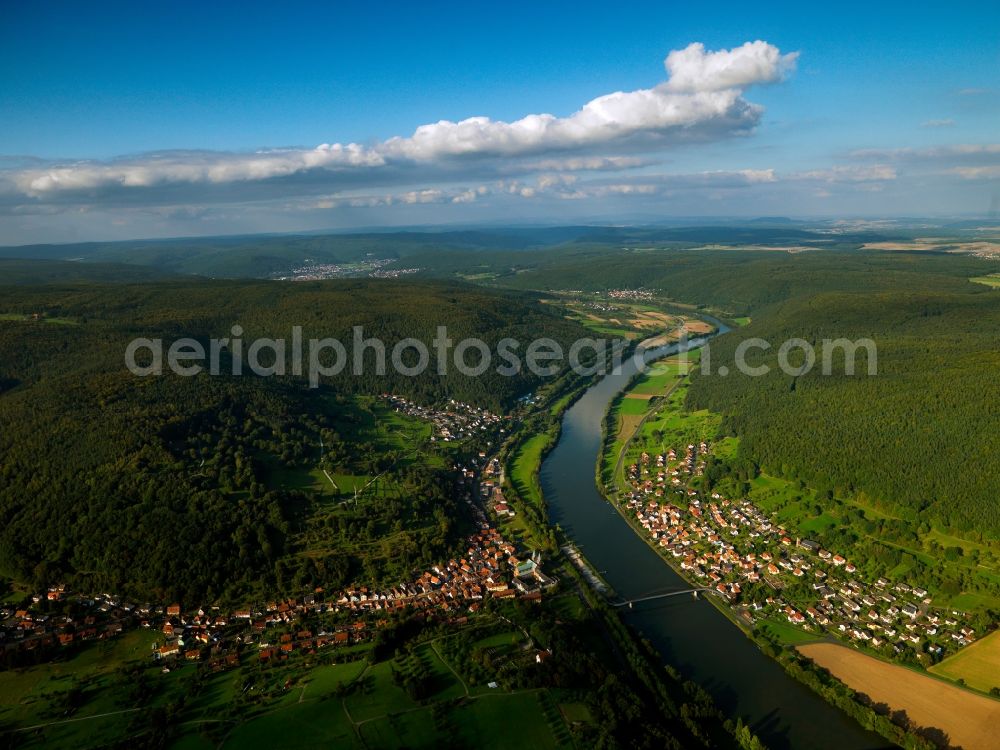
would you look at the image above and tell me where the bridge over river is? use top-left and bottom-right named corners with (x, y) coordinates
top-left (610, 586), bottom-right (716, 608)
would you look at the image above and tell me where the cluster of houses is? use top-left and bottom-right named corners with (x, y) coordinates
top-left (384, 395), bottom-right (504, 442)
top-left (335, 527), bottom-right (555, 615)
top-left (627, 443), bottom-right (707, 497)
top-left (0, 520), bottom-right (554, 669)
top-left (1, 403), bottom-right (553, 672)
top-left (478, 457), bottom-right (516, 518)
top-left (622, 445), bottom-right (977, 663)
top-left (368, 266), bottom-right (422, 279)
top-left (606, 288), bottom-right (656, 301)
top-left (275, 257), bottom-right (398, 281)
top-left (0, 587), bottom-right (128, 656)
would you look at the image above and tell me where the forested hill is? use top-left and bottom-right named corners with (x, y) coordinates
top-left (0, 277), bottom-right (588, 602)
top-left (0, 257), bottom-right (182, 284)
top-left (0, 223), bottom-right (903, 278)
top-left (0, 277), bottom-right (586, 407)
top-left (496, 248), bottom-right (995, 316)
top-left (494, 246), bottom-right (1000, 537)
top-left (688, 289), bottom-right (1000, 536)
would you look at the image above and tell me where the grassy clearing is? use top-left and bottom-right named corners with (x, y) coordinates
top-left (970, 274), bottom-right (1000, 288)
top-left (0, 629), bottom-right (185, 748)
top-left (215, 634), bottom-right (567, 750)
top-left (358, 707), bottom-right (438, 748)
top-left (549, 391), bottom-right (576, 416)
top-left (629, 364), bottom-right (683, 397)
top-left (616, 398), bottom-right (649, 416)
top-left (222, 698), bottom-right (361, 749)
top-left (450, 693), bottom-right (566, 749)
top-left (505, 427), bottom-right (558, 548)
top-left (304, 661), bottom-right (368, 696)
top-left (929, 629), bottom-right (1000, 693)
top-left (509, 433), bottom-right (550, 511)
top-left (756, 618), bottom-right (822, 645)
top-left (266, 464), bottom-right (337, 496)
top-left (949, 590), bottom-right (1000, 612)
top-left (0, 313), bottom-right (79, 325)
top-left (343, 661), bottom-right (422, 722)
top-left (630, 381), bottom-right (719, 450)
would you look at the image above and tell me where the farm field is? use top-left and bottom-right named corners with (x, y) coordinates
top-left (799, 642), bottom-right (1000, 750)
top-left (600, 350), bottom-right (710, 490)
top-left (212, 635), bottom-right (568, 750)
top-left (929, 629), bottom-right (1000, 693)
top-left (545, 294), bottom-right (705, 343)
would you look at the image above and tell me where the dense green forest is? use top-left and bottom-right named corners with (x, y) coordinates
top-left (462, 244), bottom-right (1000, 539)
top-left (0, 277), bottom-right (588, 602)
top-left (0, 222), bottom-right (909, 278)
top-left (0, 258), bottom-right (180, 285)
top-left (0, 278), bottom-right (585, 407)
top-left (687, 287), bottom-right (1000, 535)
top-left (496, 247), bottom-right (996, 315)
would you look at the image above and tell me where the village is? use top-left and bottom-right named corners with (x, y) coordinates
top-left (623, 442), bottom-right (978, 665)
top-left (0, 403), bottom-right (552, 674)
top-left (384, 394), bottom-right (504, 442)
top-left (0, 514), bottom-right (554, 673)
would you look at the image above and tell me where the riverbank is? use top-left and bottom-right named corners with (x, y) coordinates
top-left (538, 316), bottom-right (892, 750)
top-left (589, 340), bottom-right (981, 749)
top-left (594, 353), bottom-right (753, 633)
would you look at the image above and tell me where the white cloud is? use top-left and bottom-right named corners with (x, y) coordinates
top-left (533, 169), bottom-right (777, 200)
top-left (795, 165), bottom-right (897, 182)
top-left (950, 165), bottom-right (1000, 179)
top-left (3, 41), bottom-right (796, 203)
top-left (12, 145), bottom-right (384, 197)
top-left (517, 156), bottom-right (651, 172)
top-left (920, 119), bottom-right (955, 128)
top-left (400, 189), bottom-right (445, 204)
top-left (537, 173), bottom-right (578, 189)
top-left (849, 144), bottom-right (1000, 162)
top-left (663, 41), bottom-right (798, 93)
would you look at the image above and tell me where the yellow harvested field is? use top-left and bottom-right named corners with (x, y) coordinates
top-left (863, 240), bottom-right (1000, 256)
top-left (862, 241), bottom-right (943, 251)
top-left (929, 629), bottom-right (1000, 693)
top-left (799, 643), bottom-right (1000, 750)
top-left (616, 414), bottom-right (643, 442)
top-left (628, 312), bottom-right (676, 330)
top-left (682, 320), bottom-right (714, 334)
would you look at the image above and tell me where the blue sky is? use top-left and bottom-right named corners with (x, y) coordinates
top-left (1, 1), bottom-right (998, 243)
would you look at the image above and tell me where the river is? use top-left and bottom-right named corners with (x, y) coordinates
top-left (539, 324), bottom-right (890, 750)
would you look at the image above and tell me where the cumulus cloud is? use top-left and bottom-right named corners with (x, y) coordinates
top-left (2, 40), bottom-right (796, 205)
top-left (663, 41), bottom-right (798, 93)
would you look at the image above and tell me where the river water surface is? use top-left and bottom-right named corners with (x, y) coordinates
top-left (539, 328), bottom-right (889, 750)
